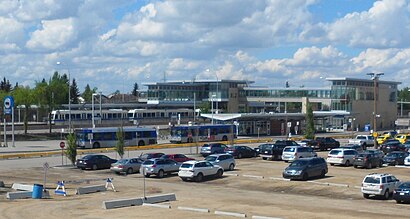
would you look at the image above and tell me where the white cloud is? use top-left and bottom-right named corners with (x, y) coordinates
top-left (0, 17), bottom-right (24, 50)
top-left (26, 18), bottom-right (77, 51)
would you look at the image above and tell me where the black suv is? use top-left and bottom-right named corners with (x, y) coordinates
top-left (282, 157), bottom-right (328, 180)
top-left (259, 140), bottom-right (299, 161)
top-left (353, 152), bottom-right (383, 169)
top-left (309, 137), bottom-right (340, 151)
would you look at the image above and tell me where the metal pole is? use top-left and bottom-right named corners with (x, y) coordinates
top-left (92, 94), bottom-right (95, 128)
top-left (68, 70), bottom-right (71, 133)
top-left (3, 118), bottom-right (7, 147)
top-left (216, 75), bottom-right (218, 114)
top-left (11, 107), bottom-right (14, 147)
top-left (211, 96), bottom-right (214, 124)
top-left (193, 92), bottom-right (196, 123)
top-left (99, 92), bottom-right (102, 124)
top-left (401, 99), bottom-right (403, 117)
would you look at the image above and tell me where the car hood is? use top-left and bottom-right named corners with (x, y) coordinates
top-left (285, 166), bottom-right (306, 172)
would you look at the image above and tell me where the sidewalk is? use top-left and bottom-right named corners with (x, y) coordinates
top-left (0, 140), bottom-right (63, 153)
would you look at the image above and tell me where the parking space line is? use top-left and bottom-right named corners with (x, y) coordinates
top-left (177, 206), bottom-right (210, 213)
top-left (215, 210), bottom-right (247, 218)
top-left (243, 175), bottom-right (264, 179)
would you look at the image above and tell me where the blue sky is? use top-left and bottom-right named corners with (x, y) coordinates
top-left (1, 0), bottom-right (409, 94)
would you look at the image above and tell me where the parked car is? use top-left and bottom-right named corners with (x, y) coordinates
top-left (380, 140), bottom-right (406, 154)
top-left (382, 131), bottom-right (398, 138)
top-left (364, 149), bottom-right (385, 159)
top-left (178, 160), bottom-right (224, 182)
top-left (361, 173), bottom-right (401, 199)
top-left (405, 154), bottom-right (410, 166)
top-left (393, 181), bottom-right (410, 203)
top-left (296, 139), bottom-right (314, 147)
top-left (139, 152), bottom-right (165, 161)
top-left (140, 158), bottom-right (180, 178)
top-left (200, 143), bottom-right (228, 157)
top-left (110, 157), bottom-right (143, 174)
top-left (161, 154), bottom-right (195, 163)
top-left (348, 135), bottom-right (375, 149)
top-left (377, 135), bottom-right (393, 145)
top-left (395, 134), bottom-right (410, 144)
top-left (205, 154), bottom-right (236, 171)
top-left (327, 148), bottom-right (358, 166)
top-left (383, 151), bottom-right (409, 166)
top-left (403, 140), bottom-right (410, 151)
top-left (308, 137), bottom-right (340, 151)
top-left (282, 157), bottom-right (328, 180)
top-left (258, 143), bottom-right (287, 161)
top-left (340, 144), bottom-right (364, 153)
top-left (353, 152), bottom-right (383, 169)
top-left (225, 145), bottom-right (256, 159)
top-left (281, 146), bottom-right (317, 162)
top-left (76, 154), bottom-right (117, 170)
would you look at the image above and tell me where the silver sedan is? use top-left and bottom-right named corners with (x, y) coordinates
top-left (110, 158), bottom-right (143, 174)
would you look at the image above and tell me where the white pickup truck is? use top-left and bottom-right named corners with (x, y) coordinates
top-left (348, 135), bottom-right (375, 148)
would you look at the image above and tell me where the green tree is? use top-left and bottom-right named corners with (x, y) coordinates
top-left (12, 85), bottom-right (36, 134)
top-left (0, 77), bottom-right (12, 92)
top-left (304, 102), bottom-right (315, 139)
top-left (199, 101), bottom-right (210, 113)
top-left (132, 83), bottom-right (139, 96)
top-left (398, 87), bottom-right (410, 110)
top-left (70, 78), bottom-right (80, 104)
top-left (34, 79), bottom-right (52, 133)
top-left (65, 133), bottom-right (77, 165)
top-left (82, 84), bottom-right (98, 103)
top-left (115, 126), bottom-right (125, 159)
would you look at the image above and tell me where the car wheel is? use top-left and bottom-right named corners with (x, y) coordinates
top-left (237, 153), bottom-right (242, 159)
top-left (345, 160), bottom-right (350, 167)
top-left (379, 161), bottom-right (383, 168)
top-left (92, 164), bottom-right (98, 170)
top-left (92, 142), bottom-right (100, 149)
top-left (366, 162), bottom-right (372, 169)
top-left (330, 163), bottom-right (334, 166)
top-left (196, 173), bottom-right (203, 182)
top-left (181, 177), bottom-right (188, 182)
top-left (229, 163), bottom-right (235, 171)
top-left (363, 193), bottom-right (370, 199)
top-left (383, 190), bottom-right (390, 200)
top-left (262, 157), bottom-right (267, 160)
top-left (354, 165), bottom-right (358, 168)
top-left (396, 200), bottom-right (402, 204)
top-left (127, 168), bottom-right (133, 174)
top-left (302, 172), bottom-right (308, 181)
top-left (320, 169), bottom-right (326, 178)
top-left (216, 169), bottom-right (223, 178)
top-left (157, 169), bottom-right (165, 178)
top-left (144, 174), bottom-right (150, 178)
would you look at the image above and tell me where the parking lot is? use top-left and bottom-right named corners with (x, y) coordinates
top-left (1, 148), bottom-right (410, 219)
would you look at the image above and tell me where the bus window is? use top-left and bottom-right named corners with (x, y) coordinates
top-left (124, 132), bottom-right (133, 140)
top-left (103, 132), bottom-right (113, 140)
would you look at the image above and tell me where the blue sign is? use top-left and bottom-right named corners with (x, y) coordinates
top-left (3, 96), bottom-right (14, 115)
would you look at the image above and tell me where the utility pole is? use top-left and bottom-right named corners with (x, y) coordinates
top-left (367, 72), bottom-right (384, 148)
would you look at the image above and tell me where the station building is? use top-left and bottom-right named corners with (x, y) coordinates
top-left (143, 77), bottom-right (400, 136)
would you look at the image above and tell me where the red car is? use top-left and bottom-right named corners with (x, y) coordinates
top-left (161, 154), bottom-right (195, 163)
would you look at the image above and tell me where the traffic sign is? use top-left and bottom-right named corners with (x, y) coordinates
top-left (3, 96), bottom-right (14, 115)
top-left (43, 162), bottom-right (49, 170)
top-left (60, 141), bottom-right (65, 149)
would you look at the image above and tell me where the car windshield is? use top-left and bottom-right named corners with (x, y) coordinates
top-left (364, 176), bottom-right (380, 184)
top-left (143, 160), bottom-right (155, 165)
top-left (82, 155), bottom-right (95, 160)
top-left (205, 156), bottom-right (217, 162)
top-left (399, 182), bottom-right (410, 188)
top-left (116, 159), bottom-right (129, 164)
top-left (260, 144), bottom-right (273, 150)
top-left (284, 147), bottom-right (296, 152)
top-left (289, 160), bottom-right (309, 167)
top-left (180, 163), bottom-right (193, 168)
top-left (386, 153), bottom-right (399, 157)
top-left (329, 150), bottom-right (342, 155)
top-left (356, 154), bottom-right (367, 158)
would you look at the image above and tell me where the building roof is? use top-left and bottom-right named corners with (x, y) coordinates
top-left (326, 77), bottom-right (401, 85)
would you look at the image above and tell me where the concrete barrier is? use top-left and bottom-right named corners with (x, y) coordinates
top-left (12, 183), bottom-right (34, 191)
top-left (7, 190), bottom-right (50, 200)
top-left (103, 197), bottom-right (143, 209)
top-left (0, 181), bottom-right (4, 187)
top-left (76, 184), bottom-right (107, 195)
top-left (215, 210), bottom-right (247, 218)
top-left (142, 203), bottom-right (171, 209)
top-left (144, 193), bottom-right (176, 204)
top-left (178, 206), bottom-right (210, 213)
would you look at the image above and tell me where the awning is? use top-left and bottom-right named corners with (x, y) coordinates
top-left (200, 113), bottom-right (241, 121)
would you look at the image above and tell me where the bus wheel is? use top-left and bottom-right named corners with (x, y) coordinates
top-left (222, 136), bottom-right (228, 141)
top-left (138, 141), bottom-right (145, 146)
top-left (93, 142), bottom-right (100, 148)
top-left (188, 138), bottom-right (193, 143)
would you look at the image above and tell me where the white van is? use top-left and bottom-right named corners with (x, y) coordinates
top-left (281, 146), bottom-right (317, 162)
top-left (326, 148), bottom-right (358, 166)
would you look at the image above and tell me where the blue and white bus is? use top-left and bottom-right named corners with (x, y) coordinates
top-left (75, 126), bottom-right (157, 149)
top-left (170, 124), bottom-right (236, 143)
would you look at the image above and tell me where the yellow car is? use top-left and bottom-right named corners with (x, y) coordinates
top-left (395, 134), bottom-right (410, 144)
top-left (376, 135), bottom-right (392, 145)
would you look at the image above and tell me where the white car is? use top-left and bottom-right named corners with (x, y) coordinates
top-left (326, 148), bottom-right (358, 166)
top-left (178, 160), bottom-right (224, 182)
top-left (205, 154), bottom-right (236, 171)
top-left (361, 173), bottom-right (401, 199)
top-left (404, 155), bottom-right (410, 166)
top-left (281, 146), bottom-right (317, 162)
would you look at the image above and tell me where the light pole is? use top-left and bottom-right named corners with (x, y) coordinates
top-left (56, 61), bottom-right (71, 132)
top-left (207, 69), bottom-right (219, 114)
top-left (92, 93), bottom-right (98, 128)
top-left (211, 94), bottom-right (216, 124)
top-left (367, 72), bottom-right (384, 148)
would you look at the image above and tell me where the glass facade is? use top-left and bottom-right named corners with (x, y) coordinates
top-left (242, 88), bottom-right (331, 99)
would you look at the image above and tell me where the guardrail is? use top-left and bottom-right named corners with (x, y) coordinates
top-left (0, 135), bottom-right (353, 160)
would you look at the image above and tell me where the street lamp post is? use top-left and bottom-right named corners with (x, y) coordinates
top-left (367, 72), bottom-right (384, 148)
top-left (211, 94), bottom-right (216, 124)
top-left (56, 61), bottom-right (71, 132)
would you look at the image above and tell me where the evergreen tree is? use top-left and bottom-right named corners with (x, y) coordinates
top-left (115, 127), bottom-right (125, 159)
top-left (132, 83), bottom-right (139, 96)
top-left (0, 77), bottom-right (12, 92)
top-left (304, 102), bottom-right (315, 139)
top-left (70, 78), bottom-right (80, 104)
top-left (65, 133), bottom-right (77, 165)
